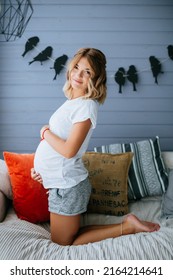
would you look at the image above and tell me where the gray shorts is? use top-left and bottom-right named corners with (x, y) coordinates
top-left (48, 177), bottom-right (92, 216)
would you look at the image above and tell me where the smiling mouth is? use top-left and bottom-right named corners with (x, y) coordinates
top-left (73, 79), bottom-right (82, 84)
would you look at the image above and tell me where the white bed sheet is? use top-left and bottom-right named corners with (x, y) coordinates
top-left (0, 196), bottom-right (173, 260)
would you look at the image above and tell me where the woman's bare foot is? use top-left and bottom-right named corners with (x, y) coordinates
top-left (122, 214), bottom-right (160, 235)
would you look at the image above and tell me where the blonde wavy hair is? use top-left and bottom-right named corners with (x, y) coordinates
top-left (63, 48), bottom-right (107, 104)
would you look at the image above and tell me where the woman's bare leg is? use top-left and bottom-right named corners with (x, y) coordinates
top-left (73, 223), bottom-right (123, 245)
top-left (50, 212), bottom-right (81, 245)
top-left (72, 214), bottom-right (160, 245)
top-left (50, 212), bottom-right (160, 246)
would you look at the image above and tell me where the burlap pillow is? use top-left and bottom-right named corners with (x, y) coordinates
top-left (82, 152), bottom-right (133, 216)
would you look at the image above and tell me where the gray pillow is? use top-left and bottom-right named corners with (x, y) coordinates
top-left (0, 190), bottom-right (9, 222)
top-left (161, 169), bottom-right (173, 219)
top-left (94, 136), bottom-right (168, 200)
top-left (0, 159), bottom-right (12, 199)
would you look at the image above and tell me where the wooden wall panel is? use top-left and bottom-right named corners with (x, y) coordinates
top-left (0, 0), bottom-right (173, 158)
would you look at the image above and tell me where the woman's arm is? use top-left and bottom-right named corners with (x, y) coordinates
top-left (42, 119), bottom-right (92, 159)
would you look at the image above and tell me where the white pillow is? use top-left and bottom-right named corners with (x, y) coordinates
top-left (162, 152), bottom-right (173, 170)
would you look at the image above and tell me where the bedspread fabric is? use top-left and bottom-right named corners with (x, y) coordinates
top-left (0, 196), bottom-right (173, 260)
top-left (0, 220), bottom-right (173, 260)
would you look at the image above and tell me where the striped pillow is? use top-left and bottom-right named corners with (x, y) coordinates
top-left (94, 136), bottom-right (168, 200)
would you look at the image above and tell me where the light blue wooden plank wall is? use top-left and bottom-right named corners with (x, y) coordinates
top-left (0, 0), bottom-right (173, 158)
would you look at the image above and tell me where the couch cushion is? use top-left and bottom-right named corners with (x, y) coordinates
top-left (94, 136), bottom-right (168, 200)
top-left (83, 151), bottom-right (133, 215)
top-left (0, 190), bottom-right (9, 222)
top-left (161, 169), bottom-right (173, 219)
top-left (0, 159), bottom-right (12, 199)
top-left (3, 152), bottom-right (49, 223)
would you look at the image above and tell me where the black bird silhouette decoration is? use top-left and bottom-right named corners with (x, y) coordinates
top-left (50, 54), bottom-right (68, 80)
top-left (167, 45), bottom-right (173, 60)
top-left (114, 67), bottom-right (126, 93)
top-left (149, 56), bottom-right (163, 84)
top-left (127, 65), bottom-right (138, 91)
top-left (29, 46), bottom-right (53, 65)
top-left (22, 36), bottom-right (40, 57)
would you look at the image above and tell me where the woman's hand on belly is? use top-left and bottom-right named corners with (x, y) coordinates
top-left (40, 124), bottom-right (50, 140)
top-left (31, 168), bottom-right (43, 184)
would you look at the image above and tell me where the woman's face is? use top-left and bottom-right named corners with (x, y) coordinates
top-left (70, 57), bottom-right (93, 94)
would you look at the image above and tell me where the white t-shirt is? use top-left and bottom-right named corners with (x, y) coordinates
top-left (34, 97), bottom-right (98, 189)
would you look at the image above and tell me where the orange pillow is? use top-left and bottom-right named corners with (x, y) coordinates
top-left (3, 152), bottom-right (49, 223)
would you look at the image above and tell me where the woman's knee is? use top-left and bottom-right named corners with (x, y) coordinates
top-left (51, 233), bottom-right (75, 246)
top-left (50, 212), bottom-right (81, 245)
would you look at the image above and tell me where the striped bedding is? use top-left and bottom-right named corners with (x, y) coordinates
top-left (0, 196), bottom-right (173, 260)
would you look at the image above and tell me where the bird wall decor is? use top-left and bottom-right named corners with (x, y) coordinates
top-left (149, 56), bottom-right (163, 84)
top-left (50, 54), bottom-right (68, 80)
top-left (29, 46), bottom-right (53, 65)
top-left (21, 37), bottom-right (172, 87)
top-left (22, 36), bottom-right (40, 57)
top-left (127, 65), bottom-right (138, 91)
top-left (114, 67), bottom-right (126, 93)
